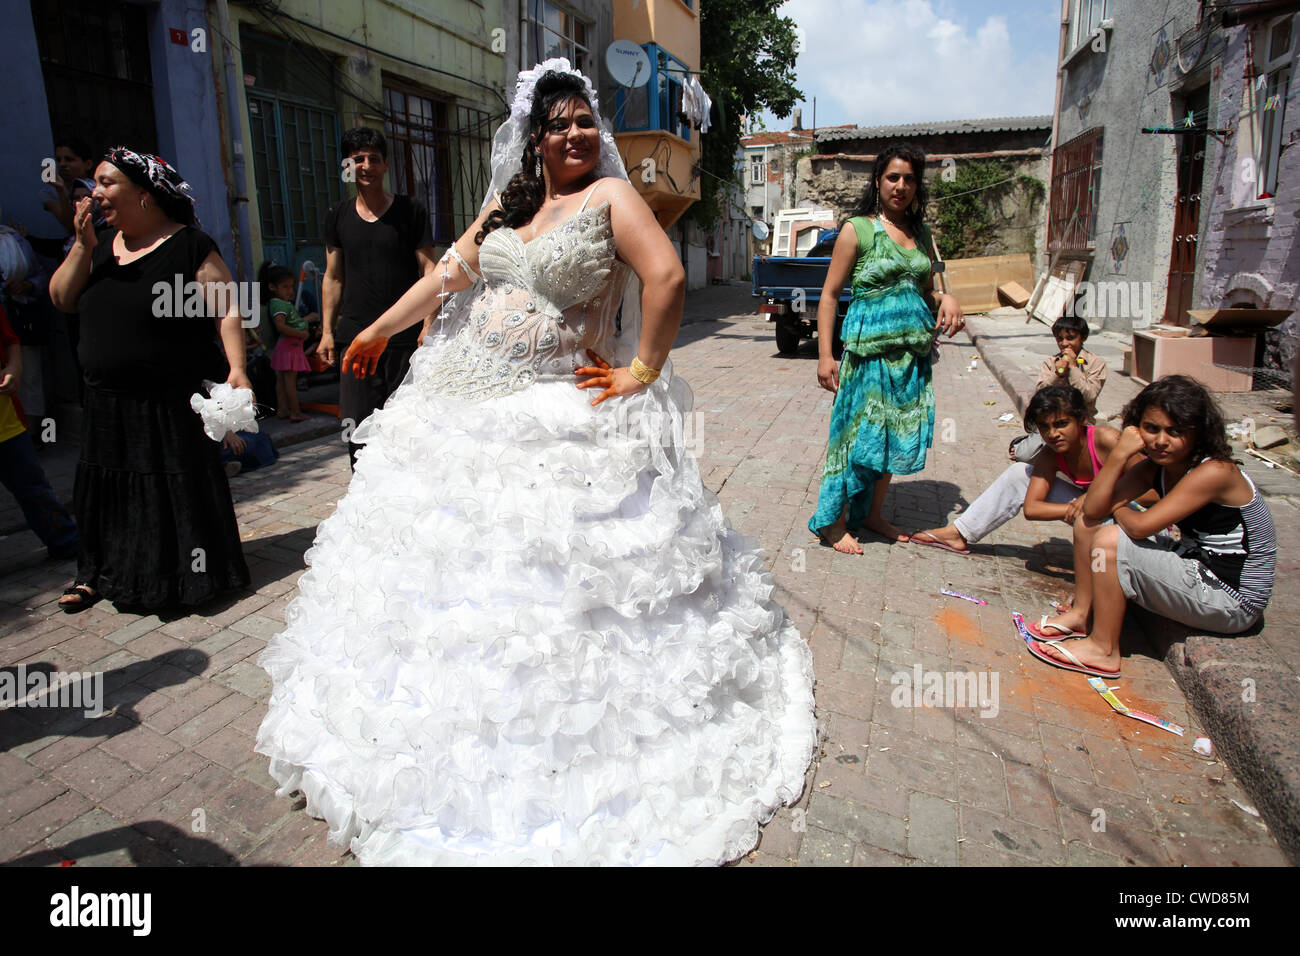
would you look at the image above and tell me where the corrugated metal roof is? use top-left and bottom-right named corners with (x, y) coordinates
top-left (815, 116), bottom-right (1052, 142)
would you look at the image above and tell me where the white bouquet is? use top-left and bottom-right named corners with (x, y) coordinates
top-left (190, 380), bottom-right (259, 441)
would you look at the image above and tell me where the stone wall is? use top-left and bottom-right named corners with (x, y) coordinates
top-left (796, 151), bottom-right (1050, 259)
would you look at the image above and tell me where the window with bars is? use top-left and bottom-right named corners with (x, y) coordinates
top-left (31, 0), bottom-right (158, 156)
top-left (385, 85), bottom-right (451, 242)
top-left (1256, 15), bottom-right (1293, 197)
top-left (1048, 127), bottom-right (1103, 253)
top-left (522, 0), bottom-right (590, 74)
top-left (241, 28), bottom-right (342, 254)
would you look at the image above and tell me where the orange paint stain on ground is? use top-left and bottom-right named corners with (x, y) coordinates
top-left (934, 608), bottom-right (982, 645)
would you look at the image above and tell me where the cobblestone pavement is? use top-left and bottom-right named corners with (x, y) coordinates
top-left (0, 289), bottom-right (1287, 866)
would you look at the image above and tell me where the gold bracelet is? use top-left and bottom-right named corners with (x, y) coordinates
top-left (629, 356), bottom-right (661, 384)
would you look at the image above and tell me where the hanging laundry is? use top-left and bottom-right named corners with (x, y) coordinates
top-left (681, 75), bottom-right (713, 133)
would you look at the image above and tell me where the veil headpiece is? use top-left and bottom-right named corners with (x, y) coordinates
top-left (481, 57), bottom-right (630, 215)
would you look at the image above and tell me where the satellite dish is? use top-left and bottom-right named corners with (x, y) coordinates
top-left (606, 40), bottom-right (651, 88)
top-left (751, 221), bottom-right (770, 240)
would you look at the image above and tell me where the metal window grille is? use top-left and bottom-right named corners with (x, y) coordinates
top-left (31, 0), bottom-right (158, 155)
top-left (1048, 127), bottom-right (1103, 253)
top-left (383, 85), bottom-right (493, 242)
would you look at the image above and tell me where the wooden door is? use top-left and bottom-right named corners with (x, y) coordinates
top-left (1163, 89), bottom-right (1208, 326)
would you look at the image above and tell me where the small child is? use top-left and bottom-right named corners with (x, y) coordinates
top-left (1010, 314), bottom-right (1110, 463)
top-left (912, 385), bottom-right (1137, 555)
top-left (0, 304), bottom-right (78, 562)
top-left (259, 262), bottom-right (310, 422)
top-left (1029, 375), bottom-right (1277, 679)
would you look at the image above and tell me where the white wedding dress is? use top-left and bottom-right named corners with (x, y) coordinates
top-left (255, 194), bottom-right (816, 865)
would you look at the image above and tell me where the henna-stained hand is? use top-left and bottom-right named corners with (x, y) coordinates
top-left (574, 349), bottom-right (647, 406)
top-left (342, 331), bottom-right (389, 380)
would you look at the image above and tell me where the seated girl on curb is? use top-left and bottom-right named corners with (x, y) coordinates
top-left (1027, 375), bottom-right (1277, 679)
top-left (912, 385), bottom-right (1142, 556)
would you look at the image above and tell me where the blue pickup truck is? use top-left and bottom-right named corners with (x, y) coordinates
top-left (752, 228), bottom-right (847, 357)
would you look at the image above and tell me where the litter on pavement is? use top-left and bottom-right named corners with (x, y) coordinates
top-left (1087, 677), bottom-right (1185, 736)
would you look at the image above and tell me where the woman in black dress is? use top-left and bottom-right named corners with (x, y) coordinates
top-left (49, 148), bottom-right (251, 610)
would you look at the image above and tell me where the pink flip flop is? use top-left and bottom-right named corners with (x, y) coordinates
top-left (910, 531), bottom-right (971, 556)
top-left (1026, 614), bottom-right (1087, 640)
top-left (1026, 638), bottom-right (1121, 679)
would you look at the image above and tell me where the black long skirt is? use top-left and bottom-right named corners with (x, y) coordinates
top-left (74, 385), bottom-right (250, 607)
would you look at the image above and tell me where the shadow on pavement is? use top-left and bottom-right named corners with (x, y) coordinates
top-left (0, 649), bottom-right (210, 753)
top-left (6, 821), bottom-right (237, 866)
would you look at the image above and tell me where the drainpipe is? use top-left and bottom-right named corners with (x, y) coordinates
top-left (215, 0), bottom-right (253, 283)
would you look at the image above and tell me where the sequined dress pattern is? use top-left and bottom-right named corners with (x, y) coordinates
top-left (255, 201), bottom-right (817, 865)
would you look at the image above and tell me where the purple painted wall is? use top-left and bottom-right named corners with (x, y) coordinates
top-left (1199, 23), bottom-right (1299, 371)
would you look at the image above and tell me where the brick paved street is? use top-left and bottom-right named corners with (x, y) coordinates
top-left (0, 287), bottom-right (1288, 866)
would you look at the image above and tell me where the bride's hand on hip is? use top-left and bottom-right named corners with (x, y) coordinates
top-left (575, 349), bottom-right (647, 406)
top-left (341, 328), bottom-right (389, 380)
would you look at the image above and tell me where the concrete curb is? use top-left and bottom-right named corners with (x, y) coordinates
top-left (967, 318), bottom-right (1300, 865)
top-left (1145, 612), bottom-right (1300, 863)
top-left (965, 314), bottom-right (1039, 418)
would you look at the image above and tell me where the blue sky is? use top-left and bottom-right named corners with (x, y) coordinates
top-left (762, 0), bottom-right (1061, 130)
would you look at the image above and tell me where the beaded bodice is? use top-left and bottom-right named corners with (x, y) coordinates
top-left (423, 201), bottom-right (624, 402)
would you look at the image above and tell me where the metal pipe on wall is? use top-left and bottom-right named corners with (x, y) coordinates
top-left (214, 0), bottom-right (253, 283)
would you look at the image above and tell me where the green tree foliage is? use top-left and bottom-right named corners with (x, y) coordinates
top-left (929, 160), bottom-right (1045, 259)
top-left (690, 0), bottom-right (803, 227)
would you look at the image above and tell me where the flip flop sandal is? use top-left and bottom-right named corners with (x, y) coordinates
top-left (909, 531), bottom-right (970, 555)
top-left (1026, 638), bottom-right (1121, 679)
top-left (1027, 615), bottom-right (1087, 640)
top-left (59, 585), bottom-right (102, 615)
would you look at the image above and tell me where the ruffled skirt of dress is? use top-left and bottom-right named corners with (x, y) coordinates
top-left (254, 360), bottom-right (816, 866)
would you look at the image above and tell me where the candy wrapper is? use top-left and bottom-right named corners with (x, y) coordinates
top-left (1087, 677), bottom-right (1185, 736)
top-left (190, 380), bottom-right (258, 441)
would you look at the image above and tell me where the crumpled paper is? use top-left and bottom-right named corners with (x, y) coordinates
top-left (190, 380), bottom-right (258, 441)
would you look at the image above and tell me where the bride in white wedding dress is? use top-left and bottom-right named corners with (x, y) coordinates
top-left (255, 60), bottom-right (816, 865)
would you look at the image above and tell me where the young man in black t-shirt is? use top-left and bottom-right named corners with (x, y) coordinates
top-left (320, 127), bottom-right (436, 469)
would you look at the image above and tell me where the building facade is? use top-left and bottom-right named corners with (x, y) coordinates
top-left (1197, 6), bottom-right (1299, 371)
top-left (741, 121), bottom-right (815, 238)
top-left (1048, 0), bottom-right (1297, 368)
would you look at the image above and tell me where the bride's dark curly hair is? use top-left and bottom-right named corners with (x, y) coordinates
top-left (476, 71), bottom-right (593, 244)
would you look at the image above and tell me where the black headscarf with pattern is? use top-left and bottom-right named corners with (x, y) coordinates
top-left (104, 146), bottom-right (199, 227)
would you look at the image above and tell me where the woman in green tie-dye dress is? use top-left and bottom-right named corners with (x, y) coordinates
top-left (810, 144), bottom-right (965, 554)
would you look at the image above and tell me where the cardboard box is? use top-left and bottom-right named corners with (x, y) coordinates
top-left (997, 281), bottom-right (1031, 308)
top-left (1131, 330), bottom-right (1257, 391)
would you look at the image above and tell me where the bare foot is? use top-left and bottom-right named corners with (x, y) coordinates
top-left (289, 413), bottom-right (309, 422)
top-left (864, 516), bottom-right (909, 543)
top-left (276, 411), bottom-right (290, 420)
top-left (816, 520), bottom-right (863, 555)
top-left (916, 524), bottom-right (967, 551)
top-left (1033, 635), bottom-right (1120, 673)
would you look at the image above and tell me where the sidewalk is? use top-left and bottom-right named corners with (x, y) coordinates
top-left (966, 307), bottom-right (1300, 863)
top-left (0, 289), bottom-right (1288, 866)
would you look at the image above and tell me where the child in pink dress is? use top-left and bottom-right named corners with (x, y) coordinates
top-left (260, 262), bottom-right (310, 422)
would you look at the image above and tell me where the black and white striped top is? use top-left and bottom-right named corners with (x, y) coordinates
top-left (1160, 467), bottom-right (1276, 612)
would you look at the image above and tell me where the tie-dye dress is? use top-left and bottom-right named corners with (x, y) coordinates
top-left (809, 216), bottom-right (936, 534)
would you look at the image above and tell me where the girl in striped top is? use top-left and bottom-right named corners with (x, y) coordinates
top-left (1028, 375), bottom-right (1276, 679)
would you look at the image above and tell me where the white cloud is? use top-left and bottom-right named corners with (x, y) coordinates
top-left (776, 0), bottom-right (1057, 128)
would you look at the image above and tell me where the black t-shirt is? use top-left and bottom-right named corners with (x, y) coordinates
top-left (324, 194), bottom-right (433, 345)
top-left (78, 226), bottom-right (227, 393)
